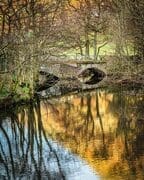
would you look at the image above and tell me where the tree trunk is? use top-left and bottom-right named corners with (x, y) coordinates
top-left (94, 31), bottom-right (97, 61)
top-left (79, 45), bottom-right (83, 56)
top-left (85, 30), bottom-right (90, 60)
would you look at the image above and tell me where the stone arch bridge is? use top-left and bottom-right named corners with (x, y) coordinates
top-left (40, 61), bottom-right (107, 79)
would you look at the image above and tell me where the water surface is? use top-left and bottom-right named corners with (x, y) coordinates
top-left (0, 88), bottom-right (144, 179)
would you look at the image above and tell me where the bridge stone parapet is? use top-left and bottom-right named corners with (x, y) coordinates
top-left (40, 63), bottom-right (81, 79)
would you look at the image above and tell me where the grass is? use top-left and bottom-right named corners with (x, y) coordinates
top-left (60, 42), bottom-right (135, 60)
top-left (60, 43), bottom-right (116, 60)
top-left (59, 33), bottom-right (135, 60)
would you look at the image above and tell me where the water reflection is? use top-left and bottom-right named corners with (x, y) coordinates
top-left (0, 88), bottom-right (144, 179)
top-left (0, 100), bottom-right (99, 180)
top-left (41, 89), bottom-right (144, 179)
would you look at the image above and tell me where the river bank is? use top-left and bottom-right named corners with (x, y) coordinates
top-left (0, 60), bottom-right (144, 109)
top-left (0, 77), bottom-right (143, 110)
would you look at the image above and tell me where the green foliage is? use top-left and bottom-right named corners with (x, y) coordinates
top-left (0, 80), bottom-right (31, 102)
top-left (0, 86), bottom-right (10, 99)
top-left (13, 83), bottom-right (31, 100)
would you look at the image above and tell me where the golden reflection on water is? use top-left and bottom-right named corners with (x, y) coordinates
top-left (1, 89), bottom-right (144, 179)
top-left (39, 89), bottom-right (144, 180)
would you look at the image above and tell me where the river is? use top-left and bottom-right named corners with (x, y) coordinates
top-left (0, 87), bottom-right (144, 180)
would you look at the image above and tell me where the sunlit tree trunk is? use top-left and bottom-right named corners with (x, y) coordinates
top-left (79, 45), bottom-right (83, 56)
top-left (94, 31), bottom-right (97, 61)
top-left (85, 29), bottom-right (90, 60)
